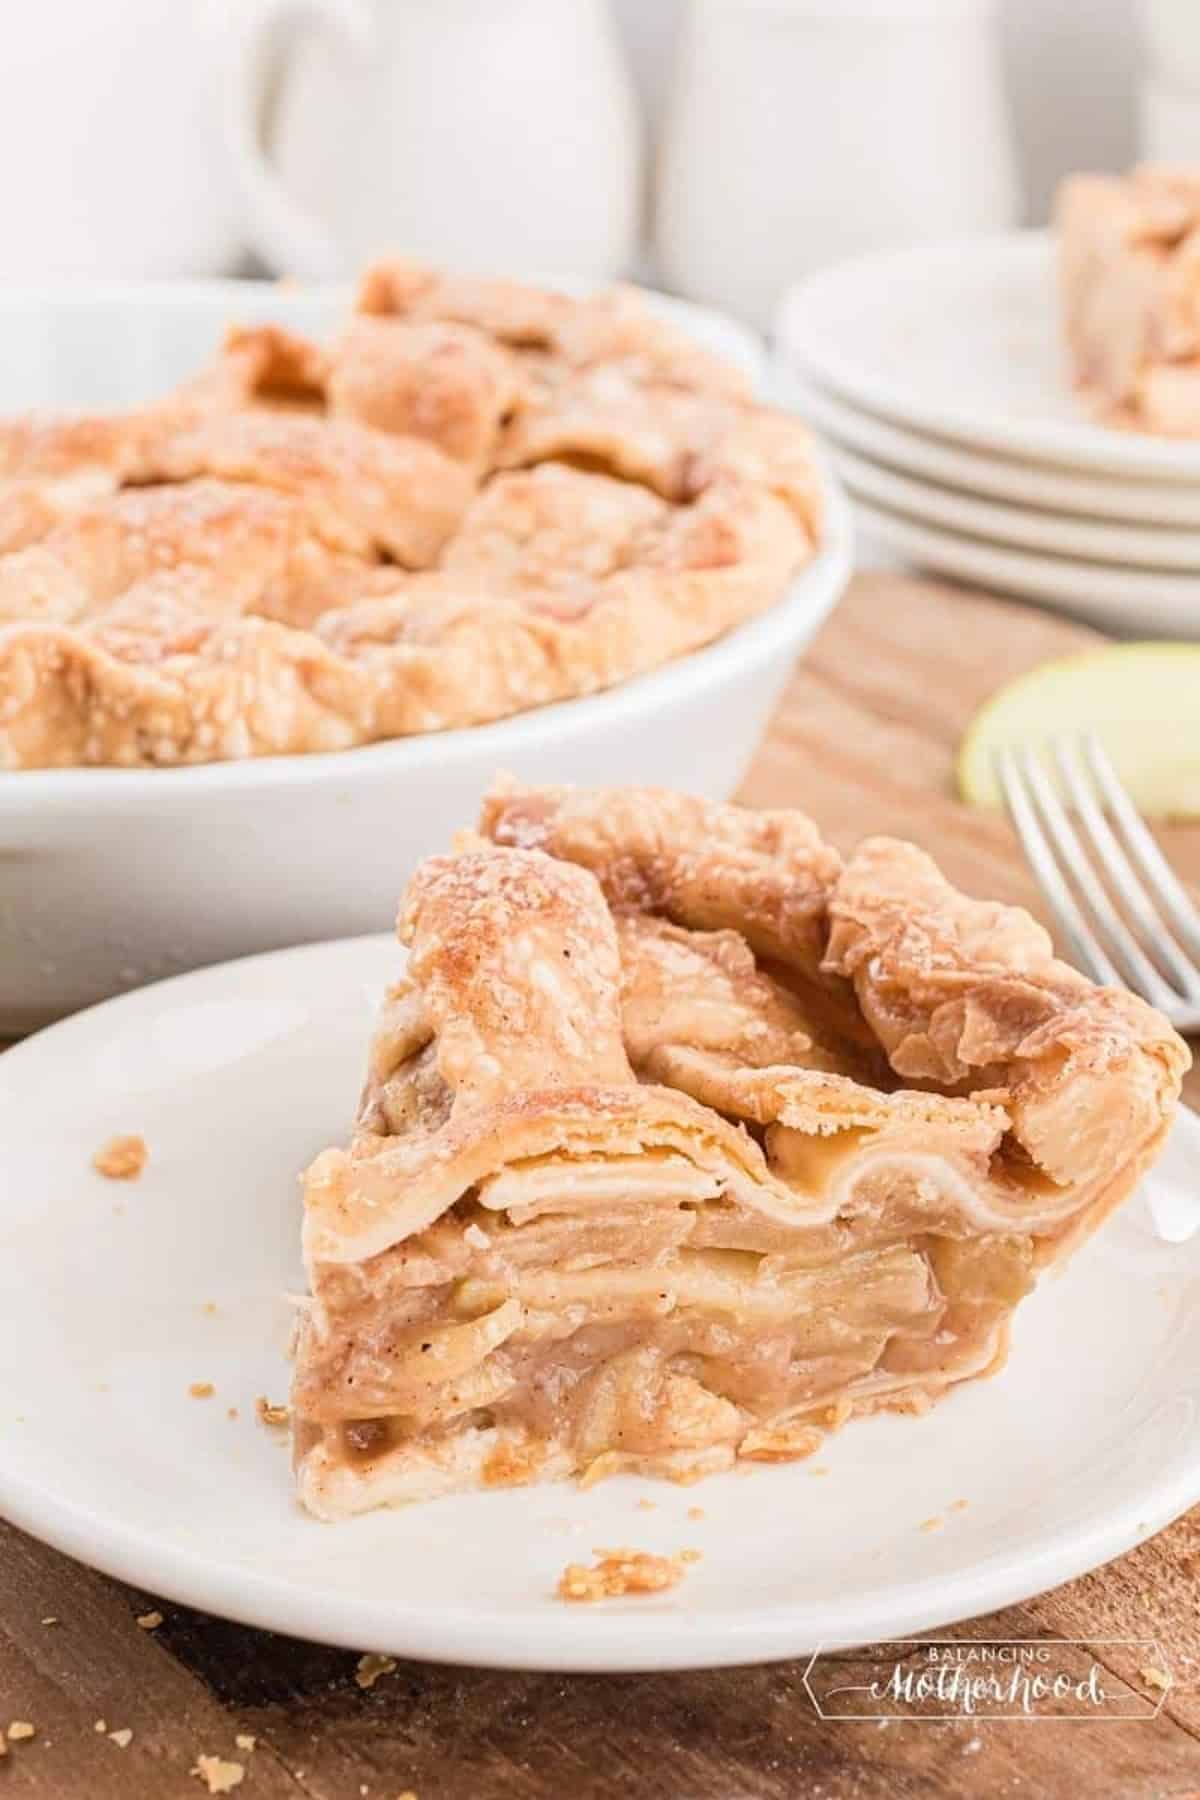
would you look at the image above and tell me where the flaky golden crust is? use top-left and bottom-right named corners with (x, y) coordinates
top-left (140, 411), bottom-right (474, 566)
top-left (292, 785), bottom-right (1186, 1515)
top-left (481, 778), bottom-right (843, 980)
top-left (825, 834), bottom-right (1190, 1249)
top-left (170, 323), bottom-right (331, 419)
top-left (327, 317), bottom-right (520, 466)
top-left (0, 458), bottom-right (810, 767)
top-left (0, 263), bottom-right (821, 770)
top-left (356, 257), bottom-right (570, 346)
top-left (479, 785), bottom-right (1189, 1261)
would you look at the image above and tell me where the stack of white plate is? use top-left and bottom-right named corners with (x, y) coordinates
top-left (775, 231), bottom-right (1200, 637)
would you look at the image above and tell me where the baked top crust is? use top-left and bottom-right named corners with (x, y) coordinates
top-left (0, 264), bottom-right (820, 769)
top-left (292, 783), bottom-right (1188, 1516)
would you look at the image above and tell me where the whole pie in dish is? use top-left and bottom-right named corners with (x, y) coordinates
top-left (0, 263), bottom-right (822, 769)
top-left (1057, 162), bottom-right (1200, 435)
top-left (291, 782), bottom-right (1188, 1518)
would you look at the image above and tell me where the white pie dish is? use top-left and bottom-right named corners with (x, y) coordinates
top-left (0, 477), bottom-right (851, 1034)
top-left (0, 276), bottom-right (839, 1034)
top-left (0, 933), bottom-right (1197, 1673)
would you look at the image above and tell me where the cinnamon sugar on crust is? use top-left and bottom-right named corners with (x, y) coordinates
top-left (91, 1135), bottom-right (148, 1180)
top-left (557, 1548), bottom-right (688, 1602)
top-left (289, 783), bottom-right (1187, 1521)
top-left (0, 262), bottom-right (820, 770)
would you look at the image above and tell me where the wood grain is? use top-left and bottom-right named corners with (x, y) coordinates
top-left (1, 571), bottom-right (1198, 1799)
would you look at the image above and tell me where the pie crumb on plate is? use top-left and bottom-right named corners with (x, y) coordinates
top-left (91, 1134), bottom-right (148, 1180)
top-left (557, 1549), bottom-right (689, 1603)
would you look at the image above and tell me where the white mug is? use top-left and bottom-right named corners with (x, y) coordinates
top-left (1141, 0), bottom-right (1200, 95)
top-left (228, 0), bottom-right (645, 280)
top-left (0, 0), bottom-right (239, 279)
top-left (1140, 75), bottom-right (1200, 164)
top-left (656, 0), bottom-right (1019, 330)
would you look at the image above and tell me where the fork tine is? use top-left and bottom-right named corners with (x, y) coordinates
top-left (1053, 737), bottom-right (1200, 1001)
top-left (1007, 747), bottom-right (1183, 1008)
top-left (1083, 734), bottom-right (1200, 965)
top-left (994, 747), bottom-right (1121, 988)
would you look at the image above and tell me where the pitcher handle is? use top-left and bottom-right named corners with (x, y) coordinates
top-left (226, 0), bottom-right (375, 278)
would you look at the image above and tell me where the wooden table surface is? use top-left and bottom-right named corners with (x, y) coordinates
top-left (2, 571), bottom-right (1199, 1799)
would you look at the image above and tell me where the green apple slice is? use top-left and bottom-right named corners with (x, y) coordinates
top-left (958, 643), bottom-right (1200, 818)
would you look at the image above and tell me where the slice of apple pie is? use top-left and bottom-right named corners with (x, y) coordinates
top-left (292, 783), bottom-right (1188, 1517)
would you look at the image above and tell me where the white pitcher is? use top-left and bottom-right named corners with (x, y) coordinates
top-left (0, 0), bottom-right (238, 279)
top-left (656, 0), bottom-right (1019, 330)
top-left (228, 0), bottom-right (644, 280)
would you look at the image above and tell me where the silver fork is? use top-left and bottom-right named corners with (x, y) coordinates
top-left (995, 733), bottom-right (1200, 1035)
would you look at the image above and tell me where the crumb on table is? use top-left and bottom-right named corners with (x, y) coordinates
top-left (6, 1722), bottom-right (35, 1742)
top-left (188, 1383), bottom-right (215, 1400)
top-left (557, 1547), bottom-right (690, 1602)
top-left (136, 1610), bottom-right (163, 1630)
top-left (190, 1753), bottom-right (245, 1793)
top-left (255, 1395), bottom-right (290, 1428)
top-left (92, 1135), bottom-right (148, 1181)
top-left (355, 1652), bottom-right (397, 1690)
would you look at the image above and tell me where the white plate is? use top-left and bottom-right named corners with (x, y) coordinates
top-left (776, 233), bottom-right (1200, 479)
top-left (853, 497), bottom-right (1200, 638)
top-left (782, 366), bottom-right (1200, 528)
top-left (830, 442), bottom-right (1200, 571)
top-left (2, 935), bottom-right (1199, 1673)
